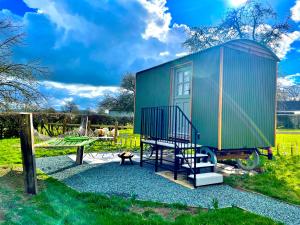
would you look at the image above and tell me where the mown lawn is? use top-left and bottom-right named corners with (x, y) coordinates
top-left (275, 133), bottom-right (300, 156)
top-left (0, 166), bottom-right (281, 225)
top-left (224, 155), bottom-right (300, 205)
top-left (223, 132), bottom-right (300, 206)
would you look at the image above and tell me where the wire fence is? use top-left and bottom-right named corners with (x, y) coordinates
top-left (273, 140), bottom-right (300, 156)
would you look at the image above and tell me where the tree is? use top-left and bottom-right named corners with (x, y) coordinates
top-left (0, 19), bottom-right (46, 111)
top-left (121, 72), bottom-right (135, 93)
top-left (183, 0), bottom-right (290, 53)
top-left (61, 101), bottom-right (79, 113)
top-left (98, 73), bottom-right (135, 113)
top-left (286, 85), bottom-right (300, 101)
top-left (277, 82), bottom-right (289, 102)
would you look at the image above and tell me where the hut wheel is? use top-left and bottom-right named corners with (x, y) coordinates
top-left (236, 149), bottom-right (260, 171)
top-left (199, 146), bottom-right (217, 164)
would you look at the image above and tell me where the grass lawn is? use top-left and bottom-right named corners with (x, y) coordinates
top-left (221, 128), bottom-right (300, 206)
top-left (0, 166), bottom-right (281, 225)
top-left (274, 133), bottom-right (300, 156)
top-left (224, 155), bottom-right (300, 205)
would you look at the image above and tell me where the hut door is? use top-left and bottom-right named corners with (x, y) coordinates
top-left (172, 65), bottom-right (192, 138)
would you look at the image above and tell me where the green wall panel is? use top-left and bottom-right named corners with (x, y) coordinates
top-left (191, 48), bottom-right (220, 147)
top-left (134, 64), bottom-right (171, 133)
top-left (221, 47), bottom-right (276, 148)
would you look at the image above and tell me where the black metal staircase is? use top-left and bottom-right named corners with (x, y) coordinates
top-left (140, 106), bottom-right (222, 187)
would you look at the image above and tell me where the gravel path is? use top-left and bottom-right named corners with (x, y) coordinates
top-left (36, 155), bottom-right (300, 225)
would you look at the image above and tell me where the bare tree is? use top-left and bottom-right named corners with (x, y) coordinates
top-left (276, 82), bottom-right (289, 102)
top-left (286, 85), bottom-right (300, 101)
top-left (0, 19), bottom-right (46, 111)
top-left (183, 0), bottom-right (290, 53)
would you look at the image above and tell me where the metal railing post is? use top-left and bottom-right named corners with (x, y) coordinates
top-left (174, 106), bottom-right (178, 180)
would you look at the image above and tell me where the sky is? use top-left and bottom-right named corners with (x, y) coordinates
top-left (0, 0), bottom-right (300, 110)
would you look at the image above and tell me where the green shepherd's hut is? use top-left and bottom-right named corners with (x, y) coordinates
top-left (134, 39), bottom-right (279, 187)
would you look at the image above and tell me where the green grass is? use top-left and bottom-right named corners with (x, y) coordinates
top-left (274, 133), bottom-right (300, 156)
top-left (224, 155), bottom-right (300, 205)
top-left (0, 167), bottom-right (281, 225)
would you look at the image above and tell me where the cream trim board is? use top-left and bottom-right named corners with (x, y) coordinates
top-left (218, 47), bottom-right (224, 150)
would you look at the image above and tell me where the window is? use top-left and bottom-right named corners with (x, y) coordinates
top-left (176, 69), bottom-right (191, 96)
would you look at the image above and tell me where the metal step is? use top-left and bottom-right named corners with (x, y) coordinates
top-left (182, 162), bottom-right (215, 169)
top-left (188, 172), bottom-right (223, 186)
top-left (176, 153), bottom-right (208, 158)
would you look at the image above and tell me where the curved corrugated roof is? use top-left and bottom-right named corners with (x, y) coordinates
top-left (136, 39), bottom-right (279, 75)
top-left (223, 39), bottom-right (280, 61)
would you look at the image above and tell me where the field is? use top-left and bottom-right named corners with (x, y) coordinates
top-left (0, 130), bottom-right (299, 224)
top-left (275, 132), bottom-right (300, 156)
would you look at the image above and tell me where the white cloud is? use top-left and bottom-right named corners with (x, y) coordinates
top-left (139, 0), bottom-right (171, 42)
top-left (24, 0), bottom-right (101, 47)
top-left (159, 51), bottom-right (169, 56)
top-left (271, 31), bottom-right (300, 59)
top-left (175, 52), bottom-right (188, 57)
top-left (41, 80), bottom-right (119, 99)
top-left (291, 0), bottom-right (300, 22)
top-left (278, 74), bottom-right (300, 87)
top-left (228, 0), bottom-right (247, 7)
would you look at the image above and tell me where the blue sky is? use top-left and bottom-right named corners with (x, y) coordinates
top-left (0, 0), bottom-right (300, 110)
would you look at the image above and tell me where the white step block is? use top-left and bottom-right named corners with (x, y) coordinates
top-left (182, 162), bottom-right (215, 169)
top-left (176, 153), bottom-right (208, 158)
top-left (188, 173), bottom-right (223, 186)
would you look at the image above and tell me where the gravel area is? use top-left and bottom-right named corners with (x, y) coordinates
top-left (36, 155), bottom-right (300, 225)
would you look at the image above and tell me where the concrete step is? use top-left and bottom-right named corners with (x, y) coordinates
top-left (188, 172), bottom-right (223, 186)
top-left (176, 153), bottom-right (208, 159)
top-left (182, 162), bottom-right (215, 169)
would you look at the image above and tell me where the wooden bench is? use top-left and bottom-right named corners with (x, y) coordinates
top-left (118, 151), bottom-right (134, 165)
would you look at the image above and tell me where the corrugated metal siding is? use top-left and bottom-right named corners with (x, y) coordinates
top-left (221, 47), bottom-right (276, 148)
top-left (134, 64), bottom-right (171, 133)
top-left (191, 47), bottom-right (220, 147)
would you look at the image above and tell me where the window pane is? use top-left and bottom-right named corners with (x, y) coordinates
top-left (178, 72), bottom-right (183, 83)
top-left (183, 83), bottom-right (190, 95)
top-left (177, 84), bottom-right (183, 96)
top-left (184, 72), bottom-right (190, 82)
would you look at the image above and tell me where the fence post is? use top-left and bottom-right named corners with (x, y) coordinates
top-left (87, 120), bottom-right (91, 133)
top-left (114, 121), bottom-right (118, 144)
top-left (76, 116), bottom-right (88, 165)
top-left (19, 113), bottom-right (37, 195)
top-left (62, 117), bottom-right (67, 134)
top-left (291, 144), bottom-right (294, 156)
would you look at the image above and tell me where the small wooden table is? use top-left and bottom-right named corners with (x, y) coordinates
top-left (118, 152), bottom-right (134, 165)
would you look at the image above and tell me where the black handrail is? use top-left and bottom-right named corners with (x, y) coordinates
top-left (141, 106), bottom-right (200, 177)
